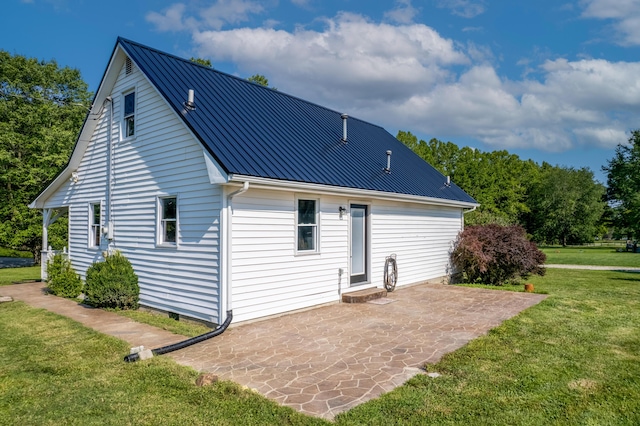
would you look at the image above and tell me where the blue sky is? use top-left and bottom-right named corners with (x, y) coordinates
top-left (5, 0), bottom-right (640, 183)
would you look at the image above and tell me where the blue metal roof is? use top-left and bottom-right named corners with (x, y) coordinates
top-left (117, 37), bottom-right (477, 205)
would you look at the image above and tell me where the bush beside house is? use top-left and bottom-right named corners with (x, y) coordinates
top-left (452, 224), bottom-right (546, 285)
top-left (46, 254), bottom-right (83, 298)
top-left (84, 251), bottom-right (139, 309)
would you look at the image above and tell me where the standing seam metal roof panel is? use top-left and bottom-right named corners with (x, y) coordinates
top-left (117, 37), bottom-right (477, 204)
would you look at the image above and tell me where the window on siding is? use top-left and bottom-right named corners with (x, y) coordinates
top-left (90, 203), bottom-right (101, 248)
top-left (159, 197), bottom-right (177, 245)
top-left (297, 199), bottom-right (318, 252)
top-left (123, 91), bottom-right (135, 137)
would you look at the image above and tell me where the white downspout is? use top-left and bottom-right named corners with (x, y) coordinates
top-left (461, 205), bottom-right (478, 229)
top-left (224, 181), bottom-right (249, 323)
top-left (105, 96), bottom-right (113, 250)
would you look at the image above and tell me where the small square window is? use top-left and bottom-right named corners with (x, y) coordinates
top-left (90, 203), bottom-right (101, 247)
top-left (297, 199), bottom-right (318, 252)
top-left (159, 197), bottom-right (177, 245)
top-left (123, 92), bottom-right (135, 137)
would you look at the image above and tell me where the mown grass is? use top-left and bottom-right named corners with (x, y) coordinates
top-left (0, 301), bottom-right (326, 426)
top-left (113, 309), bottom-right (212, 338)
top-left (0, 266), bottom-right (40, 286)
top-left (1, 268), bottom-right (639, 424)
top-left (0, 247), bottom-right (32, 258)
top-left (541, 245), bottom-right (640, 267)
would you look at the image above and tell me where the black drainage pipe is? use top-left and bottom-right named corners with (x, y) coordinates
top-left (124, 310), bottom-right (233, 362)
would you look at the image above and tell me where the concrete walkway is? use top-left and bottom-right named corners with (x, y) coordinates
top-left (2, 282), bottom-right (546, 419)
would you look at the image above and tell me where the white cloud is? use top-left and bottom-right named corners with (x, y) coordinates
top-left (147, 4), bottom-right (640, 152)
top-left (435, 0), bottom-right (486, 18)
top-left (146, 0), bottom-right (264, 32)
top-left (582, 0), bottom-right (640, 45)
top-left (384, 0), bottom-right (419, 24)
top-left (146, 3), bottom-right (190, 32)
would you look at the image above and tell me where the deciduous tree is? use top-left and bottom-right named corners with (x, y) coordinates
top-left (603, 130), bottom-right (640, 239)
top-left (0, 51), bottom-right (90, 260)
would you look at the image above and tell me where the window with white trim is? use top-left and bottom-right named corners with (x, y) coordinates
top-left (90, 203), bottom-right (101, 248)
top-left (296, 198), bottom-right (318, 252)
top-left (159, 196), bottom-right (177, 245)
top-left (123, 91), bottom-right (135, 138)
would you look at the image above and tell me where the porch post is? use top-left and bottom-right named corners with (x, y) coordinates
top-left (41, 208), bottom-right (51, 281)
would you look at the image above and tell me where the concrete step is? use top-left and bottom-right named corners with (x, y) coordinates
top-left (342, 287), bottom-right (387, 303)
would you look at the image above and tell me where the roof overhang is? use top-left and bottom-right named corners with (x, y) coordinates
top-left (227, 174), bottom-right (480, 209)
top-left (29, 43), bottom-right (130, 209)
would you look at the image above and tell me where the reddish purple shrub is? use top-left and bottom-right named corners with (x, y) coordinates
top-left (451, 224), bottom-right (546, 285)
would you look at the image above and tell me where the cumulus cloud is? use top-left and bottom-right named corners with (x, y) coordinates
top-left (435, 0), bottom-right (486, 18)
top-left (384, 0), bottom-right (419, 24)
top-left (582, 0), bottom-right (640, 45)
top-left (146, 4), bottom-right (640, 152)
top-left (146, 0), bottom-right (264, 32)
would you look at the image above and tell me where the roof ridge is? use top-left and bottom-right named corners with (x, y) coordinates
top-left (116, 36), bottom-right (385, 130)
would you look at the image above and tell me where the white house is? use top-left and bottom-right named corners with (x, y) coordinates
top-left (30, 38), bottom-right (478, 325)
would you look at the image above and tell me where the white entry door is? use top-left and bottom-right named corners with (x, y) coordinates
top-left (350, 204), bottom-right (368, 284)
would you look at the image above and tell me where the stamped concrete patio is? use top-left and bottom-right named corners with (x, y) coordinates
top-left (3, 282), bottom-right (546, 420)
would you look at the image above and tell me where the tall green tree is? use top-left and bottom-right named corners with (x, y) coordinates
top-left (603, 130), bottom-right (640, 239)
top-left (189, 57), bottom-right (213, 67)
top-left (0, 51), bottom-right (90, 260)
top-left (525, 166), bottom-right (605, 245)
top-left (397, 131), bottom-right (536, 225)
top-left (247, 73), bottom-right (276, 89)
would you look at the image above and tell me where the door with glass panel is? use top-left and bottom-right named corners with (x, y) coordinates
top-left (350, 204), bottom-right (368, 284)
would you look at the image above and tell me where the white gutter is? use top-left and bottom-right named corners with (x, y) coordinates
top-left (463, 206), bottom-right (477, 214)
top-left (223, 181), bottom-right (249, 323)
top-left (227, 174), bottom-right (479, 209)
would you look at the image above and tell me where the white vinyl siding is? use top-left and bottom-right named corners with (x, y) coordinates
top-left (42, 57), bottom-right (223, 324)
top-left (231, 189), bottom-right (347, 323)
top-left (370, 201), bottom-right (462, 287)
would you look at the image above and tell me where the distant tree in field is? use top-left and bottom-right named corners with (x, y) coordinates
top-left (189, 57), bottom-right (213, 67)
top-left (0, 51), bottom-right (90, 261)
top-left (603, 130), bottom-right (640, 239)
top-left (525, 165), bottom-right (606, 246)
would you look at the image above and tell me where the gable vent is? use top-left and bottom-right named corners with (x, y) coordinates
top-left (125, 57), bottom-right (133, 75)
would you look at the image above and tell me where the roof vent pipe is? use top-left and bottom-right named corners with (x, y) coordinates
top-left (446, 176), bottom-right (451, 187)
top-left (341, 113), bottom-right (348, 143)
top-left (384, 150), bottom-right (392, 173)
top-left (184, 89), bottom-right (196, 111)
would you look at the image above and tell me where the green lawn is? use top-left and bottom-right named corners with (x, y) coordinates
top-left (541, 245), bottom-right (640, 267)
top-left (0, 247), bottom-right (32, 258)
top-left (0, 266), bottom-right (40, 286)
top-left (1, 268), bottom-right (639, 425)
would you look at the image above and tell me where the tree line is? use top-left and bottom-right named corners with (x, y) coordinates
top-left (1, 50), bottom-right (638, 260)
top-left (397, 131), bottom-right (629, 245)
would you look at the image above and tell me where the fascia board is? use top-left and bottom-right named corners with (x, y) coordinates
top-left (227, 174), bottom-right (480, 209)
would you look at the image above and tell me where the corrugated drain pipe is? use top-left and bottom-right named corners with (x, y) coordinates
top-left (123, 311), bottom-right (233, 362)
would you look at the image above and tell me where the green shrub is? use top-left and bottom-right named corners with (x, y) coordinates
top-left (451, 224), bottom-right (546, 285)
top-left (85, 251), bottom-right (139, 309)
top-left (46, 254), bottom-right (83, 298)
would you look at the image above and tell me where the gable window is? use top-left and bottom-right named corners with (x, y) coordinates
top-left (159, 196), bottom-right (177, 245)
top-left (123, 91), bottom-right (135, 137)
top-left (296, 198), bottom-right (318, 253)
top-left (90, 203), bottom-right (101, 248)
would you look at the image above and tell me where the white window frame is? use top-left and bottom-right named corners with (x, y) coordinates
top-left (157, 195), bottom-right (178, 247)
top-left (122, 89), bottom-right (136, 139)
top-left (295, 196), bottom-right (320, 255)
top-left (89, 202), bottom-right (101, 248)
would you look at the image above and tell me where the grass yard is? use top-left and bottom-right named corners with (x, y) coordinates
top-left (1, 267), bottom-right (639, 424)
top-left (0, 266), bottom-right (40, 286)
top-left (541, 245), bottom-right (640, 267)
